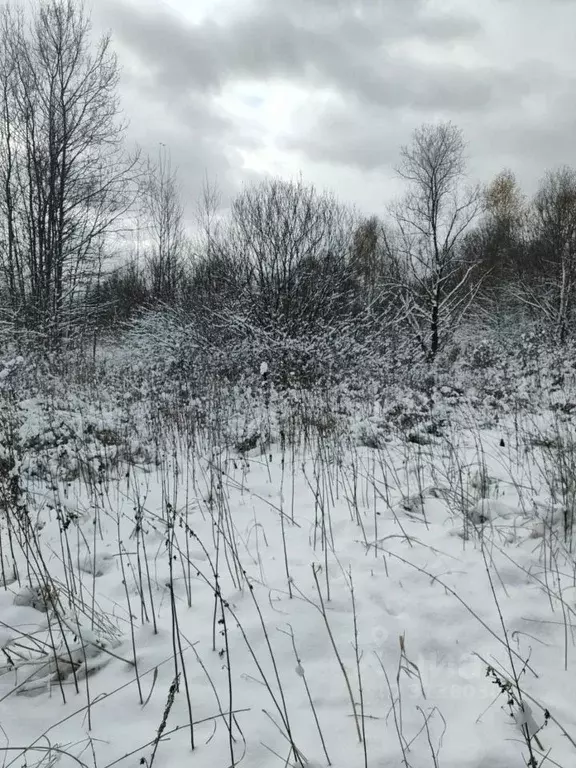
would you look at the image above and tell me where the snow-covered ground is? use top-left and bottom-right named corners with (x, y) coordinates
top-left (1, 368), bottom-right (576, 768)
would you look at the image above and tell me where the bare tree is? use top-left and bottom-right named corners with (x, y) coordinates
top-left (187, 174), bottom-right (246, 317)
top-left (0, 10), bottom-right (24, 317)
top-left (141, 146), bottom-right (185, 303)
top-left (460, 169), bottom-right (527, 294)
top-left (523, 167), bottom-right (576, 342)
top-left (224, 176), bottom-right (356, 331)
top-left (484, 169), bottom-right (526, 274)
top-left (485, 170), bottom-right (525, 236)
top-left (391, 122), bottom-right (481, 360)
top-left (0, 0), bottom-right (139, 341)
top-left (195, 172), bottom-right (222, 262)
top-left (350, 216), bottom-right (399, 302)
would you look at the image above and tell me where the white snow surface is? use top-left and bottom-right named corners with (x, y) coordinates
top-left (1, 393), bottom-right (576, 768)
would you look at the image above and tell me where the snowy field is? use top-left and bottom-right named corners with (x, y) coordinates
top-left (1, 353), bottom-right (576, 768)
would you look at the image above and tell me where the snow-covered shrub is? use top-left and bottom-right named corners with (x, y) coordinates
top-left (122, 306), bottom-right (400, 398)
top-left (468, 339), bottom-right (502, 371)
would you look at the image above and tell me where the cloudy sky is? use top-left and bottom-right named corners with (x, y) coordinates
top-left (90, 0), bottom-right (576, 220)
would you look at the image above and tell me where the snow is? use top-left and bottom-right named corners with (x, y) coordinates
top-left (1, 374), bottom-right (576, 768)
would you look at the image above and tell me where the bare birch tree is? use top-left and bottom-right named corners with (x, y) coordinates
top-left (391, 122), bottom-right (481, 360)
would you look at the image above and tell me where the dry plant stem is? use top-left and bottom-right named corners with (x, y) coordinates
top-left (166, 506), bottom-right (195, 752)
top-left (0, 659), bottom-right (54, 702)
top-left (8, 655), bottom-right (179, 768)
top-left (141, 527), bottom-right (158, 634)
top-left (132, 503), bottom-right (151, 626)
top-left (278, 625), bottom-right (332, 766)
top-left (215, 587), bottom-right (236, 767)
top-left (395, 637), bottom-right (407, 755)
top-left (10, 503), bottom-right (80, 701)
top-left (143, 667), bottom-right (159, 708)
top-left (194, 507), bottom-right (299, 753)
top-left (371, 544), bottom-right (539, 677)
top-left (554, 563), bottom-right (570, 672)
top-left (349, 567), bottom-right (368, 768)
top-left (311, 564), bottom-right (362, 743)
top-left (481, 549), bottom-right (541, 764)
top-left (186, 637), bottom-right (239, 748)
top-left (416, 705), bottom-right (446, 768)
top-left (0, 745), bottom-right (90, 768)
top-left (473, 651), bottom-right (576, 752)
top-left (186, 529), bottom-right (301, 763)
top-left (375, 652), bottom-right (411, 767)
top-left (117, 530), bottom-right (143, 704)
top-left (103, 709), bottom-right (251, 768)
top-left (212, 519), bottom-right (222, 653)
top-left (91, 501), bottom-right (99, 628)
top-left (259, 741), bottom-right (301, 768)
top-left (279, 463), bottom-right (293, 598)
top-left (229, 597), bottom-right (302, 763)
top-left (149, 673), bottom-right (179, 768)
top-left (243, 578), bottom-right (302, 764)
top-left (262, 709), bottom-right (308, 767)
top-left (74, 613), bottom-right (92, 732)
top-left (370, 479), bottom-right (414, 548)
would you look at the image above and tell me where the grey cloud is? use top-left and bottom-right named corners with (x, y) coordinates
top-left (283, 102), bottom-right (403, 172)
top-left (320, 58), bottom-right (498, 111)
top-left (91, 0), bottom-right (576, 218)
top-left (415, 12), bottom-right (481, 41)
top-left (116, 67), bottom-right (252, 220)
top-left (90, 0), bottom-right (484, 216)
top-left (95, 0), bottom-right (489, 139)
top-left (96, 0), bottom-right (482, 99)
top-left (281, 53), bottom-right (576, 183)
top-left (470, 94), bottom-right (576, 192)
top-left (96, 3), bottom-right (224, 94)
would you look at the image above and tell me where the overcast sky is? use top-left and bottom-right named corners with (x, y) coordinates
top-left (90, 0), bottom-right (576, 220)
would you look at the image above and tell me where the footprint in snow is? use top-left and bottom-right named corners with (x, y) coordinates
top-left (78, 551), bottom-right (115, 577)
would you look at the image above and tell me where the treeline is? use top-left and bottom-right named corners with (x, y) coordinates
top-left (1, 0), bottom-right (575, 362)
